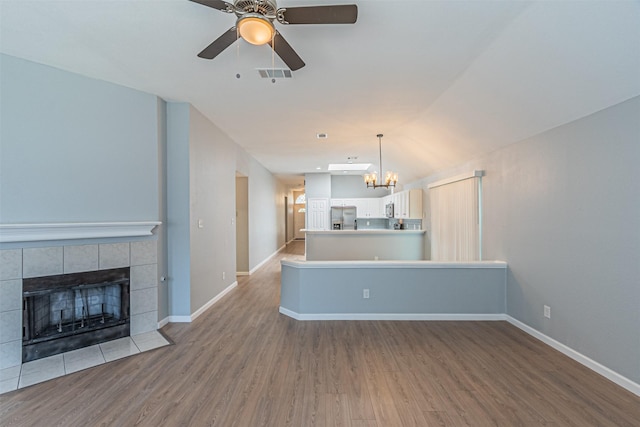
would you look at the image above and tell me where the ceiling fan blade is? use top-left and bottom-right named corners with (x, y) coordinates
top-left (188, 0), bottom-right (232, 12)
top-left (278, 5), bottom-right (358, 25)
top-left (198, 27), bottom-right (237, 59)
top-left (268, 32), bottom-right (306, 71)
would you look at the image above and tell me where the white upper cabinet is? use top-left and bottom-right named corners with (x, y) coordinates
top-left (396, 189), bottom-right (422, 219)
top-left (330, 198), bottom-right (385, 218)
top-left (381, 189), bottom-right (423, 219)
top-left (330, 190), bottom-right (421, 219)
top-left (367, 198), bottom-right (384, 218)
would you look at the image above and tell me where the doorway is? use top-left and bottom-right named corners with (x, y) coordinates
top-left (236, 174), bottom-right (249, 275)
top-left (293, 190), bottom-right (306, 240)
top-left (284, 196), bottom-right (289, 244)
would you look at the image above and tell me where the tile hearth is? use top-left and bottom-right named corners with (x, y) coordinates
top-left (0, 330), bottom-right (169, 394)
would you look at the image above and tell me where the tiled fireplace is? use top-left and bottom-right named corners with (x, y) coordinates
top-left (0, 239), bottom-right (159, 370)
top-left (22, 267), bottom-right (131, 362)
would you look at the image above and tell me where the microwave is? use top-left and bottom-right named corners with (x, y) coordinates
top-left (385, 203), bottom-right (394, 218)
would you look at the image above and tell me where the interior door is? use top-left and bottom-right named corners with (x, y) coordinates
top-left (307, 198), bottom-right (329, 230)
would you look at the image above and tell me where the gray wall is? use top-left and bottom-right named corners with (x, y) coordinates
top-left (166, 102), bottom-right (192, 317)
top-left (304, 173), bottom-right (331, 199)
top-left (411, 96), bottom-right (640, 384)
top-left (331, 175), bottom-right (390, 198)
top-left (281, 263), bottom-right (506, 315)
top-left (187, 106), bottom-right (237, 314)
top-left (0, 54), bottom-right (159, 223)
top-left (247, 156), bottom-right (286, 268)
top-left (166, 104), bottom-right (286, 316)
top-left (156, 99), bottom-right (169, 321)
top-left (235, 176), bottom-right (249, 273)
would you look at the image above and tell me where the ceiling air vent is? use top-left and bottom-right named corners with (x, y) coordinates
top-left (257, 68), bottom-right (293, 79)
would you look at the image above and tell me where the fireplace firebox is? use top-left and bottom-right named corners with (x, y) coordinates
top-left (22, 268), bottom-right (130, 362)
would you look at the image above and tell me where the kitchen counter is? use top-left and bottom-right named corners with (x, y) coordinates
top-left (305, 229), bottom-right (425, 235)
top-left (304, 229), bottom-right (426, 261)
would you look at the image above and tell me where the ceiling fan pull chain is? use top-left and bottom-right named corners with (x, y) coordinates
top-left (271, 32), bottom-right (276, 83)
top-left (236, 26), bottom-right (241, 78)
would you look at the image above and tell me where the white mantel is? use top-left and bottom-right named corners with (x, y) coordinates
top-left (0, 221), bottom-right (161, 243)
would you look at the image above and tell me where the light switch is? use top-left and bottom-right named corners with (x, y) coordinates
top-left (198, 219), bottom-right (204, 229)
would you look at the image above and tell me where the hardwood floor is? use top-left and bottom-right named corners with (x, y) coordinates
top-left (1, 240), bottom-right (639, 426)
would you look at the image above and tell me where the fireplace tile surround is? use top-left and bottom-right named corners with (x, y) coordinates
top-left (0, 240), bottom-right (159, 371)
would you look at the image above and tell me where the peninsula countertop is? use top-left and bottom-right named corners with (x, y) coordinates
top-left (303, 229), bottom-right (425, 235)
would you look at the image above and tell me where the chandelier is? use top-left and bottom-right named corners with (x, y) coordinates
top-left (364, 134), bottom-right (398, 189)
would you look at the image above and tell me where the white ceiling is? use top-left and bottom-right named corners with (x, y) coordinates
top-left (1, 0), bottom-right (639, 186)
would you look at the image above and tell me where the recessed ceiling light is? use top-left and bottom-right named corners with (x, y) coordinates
top-left (316, 167), bottom-right (322, 170)
top-left (328, 163), bottom-right (372, 171)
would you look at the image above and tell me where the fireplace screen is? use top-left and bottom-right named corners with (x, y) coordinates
top-left (23, 268), bottom-right (130, 362)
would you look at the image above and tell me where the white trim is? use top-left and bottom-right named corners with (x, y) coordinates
top-left (248, 245), bottom-right (286, 275)
top-left (0, 221), bottom-right (161, 243)
top-left (279, 307), bottom-right (504, 321)
top-left (163, 281), bottom-right (239, 324)
top-left (505, 315), bottom-right (640, 397)
top-left (281, 259), bottom-right (507, 269)
top-left (478, 175), bottom-right (483, 261)
top-left (165, 315), bottom-right (192, 323)
top-left (427, 170), bottom-right (485, 189)
top-left (191, 281), bottom-right (238, 321)
top-left (157, 317), bottom-right (170, 328)
top-left (236, 271), bottom-right (250, 276)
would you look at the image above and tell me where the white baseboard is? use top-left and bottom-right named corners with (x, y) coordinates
top-left (163, 315), bottom-right (192, 323)
top-left (248, 245), bottom-right (286, 275)
top-left (236, 271), bottom-right (250, 276)
top-left (157, 317), bottom-right (170, 328)
top-left (191, 281), bottom-right (238, 321)
top-left (505, 315), bottom-right (640, 397)
top-left (163, 281), bottom-right (238, 324)
top-left (278, 307), bottom-right (504, 321)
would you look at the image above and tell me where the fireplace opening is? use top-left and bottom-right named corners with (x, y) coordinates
top-left (23, 268), bottom-right (130, 363)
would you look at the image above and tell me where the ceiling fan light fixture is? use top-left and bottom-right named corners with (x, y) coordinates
top-left (237, 15), bottom-right (274, 45)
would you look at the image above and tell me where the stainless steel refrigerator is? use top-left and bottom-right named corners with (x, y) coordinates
top-left (331, 206), bottom-right (357, 230)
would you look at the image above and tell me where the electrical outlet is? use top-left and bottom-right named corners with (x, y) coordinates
top-left (544, 305), bottom-right (551, 318)
top-left (222, 272), bottom-right (226, 280)
top-left (363, 289), bottom-right (370, 299)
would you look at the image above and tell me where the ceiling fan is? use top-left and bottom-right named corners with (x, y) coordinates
top-left (189, 0), bottom-right (358, 71)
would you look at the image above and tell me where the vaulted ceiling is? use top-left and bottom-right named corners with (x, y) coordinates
top-left (1, 0), bottom-right (639, 186)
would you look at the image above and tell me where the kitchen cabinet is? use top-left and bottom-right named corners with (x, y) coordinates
top-left (330, 198), bottom-right (385, 218)
top-left (366, 198), bottom-right (384, 218)
top-left (393, 189), bottom-right (422, 219)
top-left (330, 191), bottom-right (422, 219)
top-left (355, 198), bottom-right (383, 218)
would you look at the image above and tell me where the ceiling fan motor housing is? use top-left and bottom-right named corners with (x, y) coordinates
top-left (234, 0), bottom-right (278, 18)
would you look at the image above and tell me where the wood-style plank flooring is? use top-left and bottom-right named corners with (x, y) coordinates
top-left (2, 240), bottom-right (639, 426)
